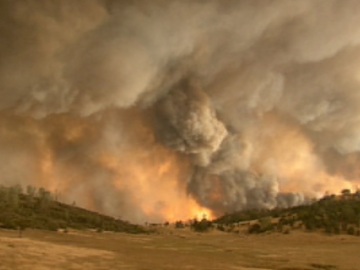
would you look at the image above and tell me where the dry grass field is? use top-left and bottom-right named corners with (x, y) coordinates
top-left (0, 228), bottom-right (359, 270)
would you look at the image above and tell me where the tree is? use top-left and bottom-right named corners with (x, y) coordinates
top-left (37, 187), bottom-right (53, 210)
top-left (341, 189), bottom-right (351, 198)
top-left (17, 219), bottom-right (30, 238)
top-left (7, 185), bottom-right (21, 209)
top-left (26, 185), bottom-right (36, 197)
top-left (26, 185), bottom-right (36, 205)
top-left (191, 218), bottom-right (212, 232)
top-left (175, 220), bottom-right (185, 229)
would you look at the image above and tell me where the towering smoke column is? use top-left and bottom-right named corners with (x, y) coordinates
top-left (1, 0), bottom-right (360, 222)
top-left (155, 80), bottom-right (227, 167)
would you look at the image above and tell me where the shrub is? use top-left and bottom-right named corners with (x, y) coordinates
top-left (347, 227), bottom-right (355, 235)
top-left (191, 218), bottom-right (212, 232)
top-left (175, 221), bottom-right (185, 229)
top-left (248, 223), bottom-right (261, 234)
top-left (217, 224), bottom-right (225, 232)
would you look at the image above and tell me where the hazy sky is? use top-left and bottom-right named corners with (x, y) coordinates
top-left (1, 0), bottom-right (360, 222)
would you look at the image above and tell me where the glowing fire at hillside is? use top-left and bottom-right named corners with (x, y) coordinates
top-left (3, 0), bottom-right (360, 224)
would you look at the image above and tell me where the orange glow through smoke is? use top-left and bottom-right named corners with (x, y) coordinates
top-left (99, 149), bottom-right (214, 223)
top-left (254, 113), bottom-right (360, 198)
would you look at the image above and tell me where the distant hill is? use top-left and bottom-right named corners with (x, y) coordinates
top-left (0, 185), bottom-right (146, 233)
top-left (214, 189), bottom-right (360, 236)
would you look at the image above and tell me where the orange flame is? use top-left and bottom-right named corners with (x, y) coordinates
top-left (34, 111), bottom-right (360, 224)
top-left (99, 147), bottom-right (214, 223)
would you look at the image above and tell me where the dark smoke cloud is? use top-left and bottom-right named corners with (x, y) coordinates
top-left (1, 0), bottom-right (360, 222)
top-left (155, 80), bottom-right (227, 166)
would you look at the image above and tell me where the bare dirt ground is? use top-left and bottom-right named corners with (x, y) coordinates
top-left (0, 228), bottom-right (359, 270)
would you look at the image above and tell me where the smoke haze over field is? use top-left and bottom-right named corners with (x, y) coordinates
top-left (1, 0), bottom-right (360, 222)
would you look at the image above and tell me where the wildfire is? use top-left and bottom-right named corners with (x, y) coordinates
top-left (190, 203), bottom-right (214, 221)
top-left (99, 146), bottom-right (214, 223)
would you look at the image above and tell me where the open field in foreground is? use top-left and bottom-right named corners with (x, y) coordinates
top-left (0, 228), bottom-right (359, 270)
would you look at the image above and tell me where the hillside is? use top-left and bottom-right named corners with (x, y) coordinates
top-left (215, 189), bottom-right (360, 236)
top-left (0, 185), bottom-right (145, 233)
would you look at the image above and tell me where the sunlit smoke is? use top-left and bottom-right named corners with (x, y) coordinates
top-left (1, 0), bottom-right (360, 223)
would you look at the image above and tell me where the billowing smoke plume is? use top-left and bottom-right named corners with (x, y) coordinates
top-left (156, 80), bottom-right (227, 166)
top-left (1, 0), bottom-right (360, 222)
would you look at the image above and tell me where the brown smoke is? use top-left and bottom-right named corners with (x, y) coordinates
top-left (1, 0), bottom-right (360, 222)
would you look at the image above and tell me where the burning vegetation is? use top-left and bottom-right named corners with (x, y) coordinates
top-left (1, 1), bottom-right (360, 222)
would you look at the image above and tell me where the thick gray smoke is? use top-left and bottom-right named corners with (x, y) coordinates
top-left (1, 0), bottom-right (360, 221)
top-left (156, 80), bottom-right (227, 166)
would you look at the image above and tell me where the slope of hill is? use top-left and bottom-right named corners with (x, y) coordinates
top-left (0, 185), bottom-right (145, 233)
top-left (215, 190), bottom-right (360, 236)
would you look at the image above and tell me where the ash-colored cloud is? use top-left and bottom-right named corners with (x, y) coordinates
top-left (1, 0), bottom-right (360, 221)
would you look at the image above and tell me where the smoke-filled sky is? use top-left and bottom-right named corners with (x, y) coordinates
top-left (1, 0), bottom-right (360, 223)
